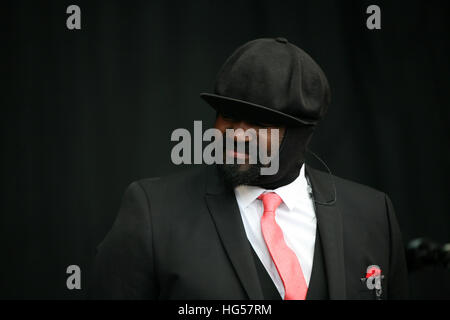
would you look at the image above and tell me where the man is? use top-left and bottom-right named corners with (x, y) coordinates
top-left (91, 37), bottom-right (409, 299)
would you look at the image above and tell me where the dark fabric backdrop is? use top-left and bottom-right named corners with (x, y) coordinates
top-left (2, 0), bottom-right (449, 299)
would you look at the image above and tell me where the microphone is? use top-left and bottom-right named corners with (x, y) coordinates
top-left (406, 238), bottom-right (450, 271)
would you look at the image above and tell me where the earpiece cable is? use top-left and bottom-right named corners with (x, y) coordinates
top-left (305, 148), bottom-right (337, 206)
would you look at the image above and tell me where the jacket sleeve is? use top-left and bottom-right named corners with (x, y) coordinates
top-left (90, 181), bottom-right (157, 299)
top-left (385, 194), bottom-right (409, 299)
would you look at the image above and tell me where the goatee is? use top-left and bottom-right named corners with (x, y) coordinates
top-left (216, 162), bottom-right (263, 189)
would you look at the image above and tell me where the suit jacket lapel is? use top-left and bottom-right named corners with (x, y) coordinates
top-left (204, 165), bottom-right (264, 300)
top-left (306, 164), bottom-right (347, 299)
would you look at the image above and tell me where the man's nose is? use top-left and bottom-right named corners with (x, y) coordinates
top-left (229, 120), bottom-right (255, 143)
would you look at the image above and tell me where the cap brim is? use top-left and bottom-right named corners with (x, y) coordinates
top-left (200, 93), bottom-right (316, 126)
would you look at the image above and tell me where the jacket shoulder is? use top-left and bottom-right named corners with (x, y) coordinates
top-left (308, 166), bottom-right (386, 200)
top-left (132, 165), bottom-right (209, 195)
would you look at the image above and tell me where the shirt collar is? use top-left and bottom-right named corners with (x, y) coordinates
top-left (234, 163), bottom-right (311, 212)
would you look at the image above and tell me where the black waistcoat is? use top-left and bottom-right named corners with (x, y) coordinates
top-left (249, 224), bottom-right (329, 300)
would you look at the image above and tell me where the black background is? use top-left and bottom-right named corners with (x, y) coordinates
top-left (2, 0), bottom-right (449, 299)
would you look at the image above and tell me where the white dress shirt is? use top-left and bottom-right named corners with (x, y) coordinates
top-left (234, 163), bottom-right (317, 299)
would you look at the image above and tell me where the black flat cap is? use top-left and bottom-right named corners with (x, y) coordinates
top-left (200, 37), bottom-right (331, 126)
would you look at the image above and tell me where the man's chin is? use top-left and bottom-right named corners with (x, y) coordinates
top-left (236, 163), bottom-right (252, 171)
top-left (216, 163), bottom-right (262, 188)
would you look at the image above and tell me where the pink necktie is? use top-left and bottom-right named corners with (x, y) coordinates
top-left (258, 192), bottom-right (308, 300)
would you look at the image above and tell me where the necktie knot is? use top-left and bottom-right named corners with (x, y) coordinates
top-left (258, 192), bottom-right (283, 213)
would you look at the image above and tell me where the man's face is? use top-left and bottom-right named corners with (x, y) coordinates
top-left (214, 112), bottom-right (286, 186)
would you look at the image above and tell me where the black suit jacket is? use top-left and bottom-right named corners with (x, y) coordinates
top-left (91, 164), bottom-right (409, 299)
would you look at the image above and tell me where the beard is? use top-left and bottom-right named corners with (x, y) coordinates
top-left (216, 133), bottom-right (274, 189)
top-left (216, 162), bottom-right (264, 189)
